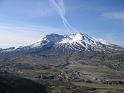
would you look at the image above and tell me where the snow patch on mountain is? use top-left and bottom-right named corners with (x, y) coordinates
top-left (59, 33), bottom-right (82, 44)
top-left (58, 33), bottom-right (97, 46)
top-left (0, 47), bottom-right (16, 52)
top-left (97, 38), bottom-right (110, 45)
top-left (30, 41), bottom-right (41, 48)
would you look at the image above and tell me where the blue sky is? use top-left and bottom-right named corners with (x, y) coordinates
top-left (0, 0), bottom-right (124, 48)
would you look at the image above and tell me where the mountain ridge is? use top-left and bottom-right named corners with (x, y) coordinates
top-left (0, 33), bottom-right (123, 53)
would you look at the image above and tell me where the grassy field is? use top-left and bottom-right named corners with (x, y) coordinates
top-left (72, 82), bottom-right (124, 93)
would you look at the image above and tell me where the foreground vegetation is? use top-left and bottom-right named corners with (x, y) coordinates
top-left (0, 68), bottom-right (124, 93)
top-left (0, 72), bottom-right (48, 93)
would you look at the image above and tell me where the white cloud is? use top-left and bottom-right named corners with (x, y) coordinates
top-left (102, 12), bottom-right (124, 21)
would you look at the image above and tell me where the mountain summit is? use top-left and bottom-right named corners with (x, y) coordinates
top-left (27, 33), bottom-right (119, 52)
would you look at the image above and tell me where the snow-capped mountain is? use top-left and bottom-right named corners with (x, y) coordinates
top-left (0, 33), bottom-right (123, 68)
top-left (0, 33), bottom-right (121, 53)
top-left (26, 33), bottom-right (116, 52)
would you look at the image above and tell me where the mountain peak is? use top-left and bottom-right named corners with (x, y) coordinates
top-left (59, 33), bottom-right (83, 44)
top-left (28, 32), bottom-right (113, 51)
